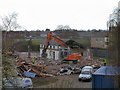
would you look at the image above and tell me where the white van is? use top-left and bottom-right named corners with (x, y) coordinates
top-left (78, 66), bottom-right (93, 81)
top-left (3, 78), bottom-right (33, 88)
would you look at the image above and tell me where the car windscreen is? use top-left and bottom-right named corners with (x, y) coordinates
top-left (81, 71), bottom-right (90, 75)
top-left (82, 68), bottom-right (91, 71)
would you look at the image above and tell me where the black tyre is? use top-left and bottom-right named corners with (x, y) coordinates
top-left (78, 78), bottom-right (81, 81)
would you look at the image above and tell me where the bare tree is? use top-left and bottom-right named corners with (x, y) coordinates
top-left (56, 25), bottom-right (71, 30)
top-left (2, 12), bottom-right (21, 31)
top-left (64, 25), bottom-right (71, 30)
top-left (108, 8), bottom-right (119, 27)
top-left (56, 25), bottom-right (64, 30)
top-left (1, 12), bottom-right (21, 51)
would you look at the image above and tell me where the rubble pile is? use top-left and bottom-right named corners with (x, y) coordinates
top-left (16, 57), bottom-right (55, 78)
top-left (14, 51), bottom-right (105, 78)
top-left (80, 59), bottom-right (104, 68)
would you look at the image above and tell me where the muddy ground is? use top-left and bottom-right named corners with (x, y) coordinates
top-left (34, 74), bottom-right (92, 88)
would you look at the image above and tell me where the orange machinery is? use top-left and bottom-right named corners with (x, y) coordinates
top-left (41, 32), bottom-right (82, 62)
top-left (6, 47), bottom-right (13, 55)
top-left (67, 53), bottom-right (81, 60)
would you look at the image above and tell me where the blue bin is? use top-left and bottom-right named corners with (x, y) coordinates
top-left (92, 66), bottom-right (120, 89)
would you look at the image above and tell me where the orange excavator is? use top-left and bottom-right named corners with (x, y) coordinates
top-left (41, 32), bottom-right (82, 63)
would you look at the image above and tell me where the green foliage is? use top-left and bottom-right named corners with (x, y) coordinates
top-left (13, 39), bottom-right (45, 52)
top-left (19, 43), bottom-right (28, 52)
top-left (73, 39), bottom-right (91, 48)
top-left (31, 44), bottom-right (40, 51)
top-left (17, 43), bottom-right (40, 52)
top-left (21, 39), bottom-right (45, 52)
top-left (2, 54), bottom-right (17, 78)
top-left (31, 39), bottom-right (45, 45)
top-left (2, 39), bottom-right (26, 52)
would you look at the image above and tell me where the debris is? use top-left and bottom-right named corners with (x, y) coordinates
top-left (71, 65), bottom-right (81, 74)
top-left (59, 64), bottom-right (81, 74)
top-left (39, 73), bottom-right (54, 77)
top-left (79, 58), bottom-right (104, 67)
top-left (16, 57), bottom-right (53, 78)
top-left (15, 52), bottom-right (104, 79)
top-left (27, 69), bottom-right (31, 72)
top-left (60, 65), bottom-right (72, 73)
top-left (24, 71), bottom-right (36, 78)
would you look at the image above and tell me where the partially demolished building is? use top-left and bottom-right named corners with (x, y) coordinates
top-left (40, 39), bottom-right (70, 60)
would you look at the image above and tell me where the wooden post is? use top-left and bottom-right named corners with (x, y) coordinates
top-left (28, 38), bottom-right (32, 58)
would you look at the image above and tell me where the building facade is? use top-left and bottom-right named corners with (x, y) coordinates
top-left (91, 36), bottom-right (109, 49)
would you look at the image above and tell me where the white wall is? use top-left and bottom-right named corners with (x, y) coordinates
top-left (40, 48), bottom-right (60, 60)
top-left (55, 51), bottom-right (59, 60)
top-left (40, 49), bottom-right (43, 57)
top-left (46, 50), bottom-right (52, 59)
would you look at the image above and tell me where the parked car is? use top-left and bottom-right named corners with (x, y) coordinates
top-left (78, 66), bottom-right (93, 81)
top-left (81, 66), bottom-right (94, 73)
top-left (70, 65), bottom-right (81, 74)
top-left (62, 70), bottom-right (73, 75)
top-left (60, 65), bottom-right (72, 73)
top-left (3, 77), bottom-right (33, 88)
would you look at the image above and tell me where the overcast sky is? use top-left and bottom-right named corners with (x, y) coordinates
top-left (0, 0), bottom-right (119, 30)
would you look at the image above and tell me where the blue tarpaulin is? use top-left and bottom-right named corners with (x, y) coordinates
top-left (24, 71), bottom-right (36, 78)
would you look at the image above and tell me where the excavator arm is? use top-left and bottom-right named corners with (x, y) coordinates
top-left (41, 32), bottom-right (68, 58)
